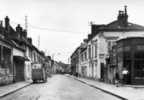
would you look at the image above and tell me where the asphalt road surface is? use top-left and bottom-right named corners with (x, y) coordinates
top-left (1, 75), bottom-right (121, 100)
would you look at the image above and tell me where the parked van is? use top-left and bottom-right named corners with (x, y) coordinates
top-left (32, 63), bottom-right (47, 83)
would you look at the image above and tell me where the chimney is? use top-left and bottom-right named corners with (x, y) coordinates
top-left (117, 10), bottom-right (124, 21)
top-left (83, 39), bottom-right (88, 43)
top-left (16, 24), bottom-right (23, 38)
top-left (124, 5), bottom-right (127, 15)
top-left (5, 16), bottom-right (10, 29)
top-left (0, 21), bottom-right (3, 27)
top-left (22, 29), bottom-right (27, 38)
top-left (117, 6), bottom-right (128, 27)
top-left (16, 24), bottom-right (23, 32)
top-left (27, 37), bottom-right (32, 44)
top-left (88, 34), bottom-right (91, 40)
top-left (47, 56), bottom-right (51, 60)
top-left (124, 5), bottom-right (128, 26)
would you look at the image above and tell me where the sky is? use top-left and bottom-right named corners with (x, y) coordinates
top-left (0, 0), bottom-right (144, 63)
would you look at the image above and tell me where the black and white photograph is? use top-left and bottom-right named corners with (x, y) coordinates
top-left (0, 0), bottom-right (144, 100)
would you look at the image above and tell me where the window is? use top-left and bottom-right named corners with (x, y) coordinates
top-left (135, 51), bottom-right (144, 59)
top-left (95, 44), bottom-right (97, 57)
top-left (92, 45), bottom-right (94, 58)
top-left (124, 52), bottom-right (131, 60)
top-left (108, 41), bottom-right (116, 52)
top-left (3, 47), bottom-right (12, 73)
top-left (89, 45), bottom-right (91, 59)
top-left (80, 54), bottom-right (83, 62)
top-left (134, 48), bottom-right (144, 78)
top-left (0, 46), bottom-right (1, 64)
top-left (84, 52), bottom-right (87, 60)
top-left (134, 60), bottom-right (144, 78)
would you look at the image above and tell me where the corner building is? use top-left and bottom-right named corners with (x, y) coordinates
top-left (77, 6), bottom-right (144, 83)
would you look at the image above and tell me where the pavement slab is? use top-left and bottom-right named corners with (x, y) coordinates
top-left (68, 75), bottom-right (144, 100)
top-left (0, 81), bottom-right (32, 97)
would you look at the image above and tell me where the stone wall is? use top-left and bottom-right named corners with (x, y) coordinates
top-left (0, 68), bottom-right (13, 85)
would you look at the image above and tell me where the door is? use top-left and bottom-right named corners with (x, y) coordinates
top-left (101, 63), bottom-right (104, 81)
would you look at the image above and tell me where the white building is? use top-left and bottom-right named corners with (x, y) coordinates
top-left (78, 6), bottom-right (144, 81)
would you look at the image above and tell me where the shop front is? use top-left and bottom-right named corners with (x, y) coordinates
top-left (13, 48), bottom-right (25, 82)
top-left (116, 37), bottom-right (144, 85)
top-left (0, 40), bottom-right (13, 85)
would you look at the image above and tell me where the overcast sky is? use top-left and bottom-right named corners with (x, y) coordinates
top-left (1, 0), bottom-right (144, 63)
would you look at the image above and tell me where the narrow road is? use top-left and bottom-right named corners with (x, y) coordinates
top-left (1, 75), bottom-right (121, 100)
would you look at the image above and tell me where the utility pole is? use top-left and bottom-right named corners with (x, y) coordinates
top-left (38, 35), bottom-right (40, 49)
top-left (25, 16), bottom-right (28, 32)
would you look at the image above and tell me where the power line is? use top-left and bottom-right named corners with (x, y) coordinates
top-left (10, 20), bottom-right (85, 34)
top-left (28, 24), bottom-right (84, 34)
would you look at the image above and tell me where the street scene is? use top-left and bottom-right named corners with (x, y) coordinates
top-left (0, 75), bottom-right (120, 100)
top-left (1, 0), bottom-right (144, 100)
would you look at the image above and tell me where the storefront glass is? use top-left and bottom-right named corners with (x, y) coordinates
top-left (134, 51), bottom-right (144, 79)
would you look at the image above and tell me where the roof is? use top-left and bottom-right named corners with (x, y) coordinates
top-left (71, 46), bottom-right (80, 58)
top-left (0, 36), bottom-right (13, 47)
top-left (107, 21), bottom-right (144, 31)
top-left (32, 45), bottom-right (45, 57)
top-left (89, 6), bottom-right (144, 42)
top-left (117, 37), bottom-right (144, 43)
top-left (92, 21), bottom-right (144, 33)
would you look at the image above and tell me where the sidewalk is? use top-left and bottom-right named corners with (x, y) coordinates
top-left (69, 75), bottom-right (144, 100)
top-left (0, 81), bottom-right (32, 97)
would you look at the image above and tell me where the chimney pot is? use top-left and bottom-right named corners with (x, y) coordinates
top-left (16, 24), bottom-right (23, 32)
top-left (5, 16), bottom-right (10, 29)
top-left (27, 37), bottom-right (32, 44)
top-left (117, 6), bottom-right (128, 27)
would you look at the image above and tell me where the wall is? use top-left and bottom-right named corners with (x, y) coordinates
top-left (0, 42), bottom-right (13, 85)
top-left (24, 46), bottom-right (32, 81)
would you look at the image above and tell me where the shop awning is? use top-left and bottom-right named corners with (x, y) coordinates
top-left (13, 56), bottom-right (29, 61)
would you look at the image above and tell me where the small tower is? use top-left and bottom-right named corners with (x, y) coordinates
top-left (117, 5), bottom-right (128, 27)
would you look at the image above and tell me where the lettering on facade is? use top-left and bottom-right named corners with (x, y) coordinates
top-left (99, 54), bottom-right (105, 59)
top-left (137, 45), bottom-right (144, 50)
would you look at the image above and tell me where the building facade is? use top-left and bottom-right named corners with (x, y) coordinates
top-left (0, 37), bottom-right (13, 85)
top-left (0, 16), bottom-right (50, 85)
top-left (113, 37), bottom-right (144, 85)
top-left (71, 6), bottom-right (144, 84)
top-left (71, 47), bottom-right (80, 76)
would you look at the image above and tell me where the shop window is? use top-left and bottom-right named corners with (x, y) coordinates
top-left (124, 52), bottom-right (131, 60)
top-left (135, 51), bottom-right (144, 59)
top-left (123, 60), bottom-right (131, 74)
top-left (134, 60), bottom-right (144, 78)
